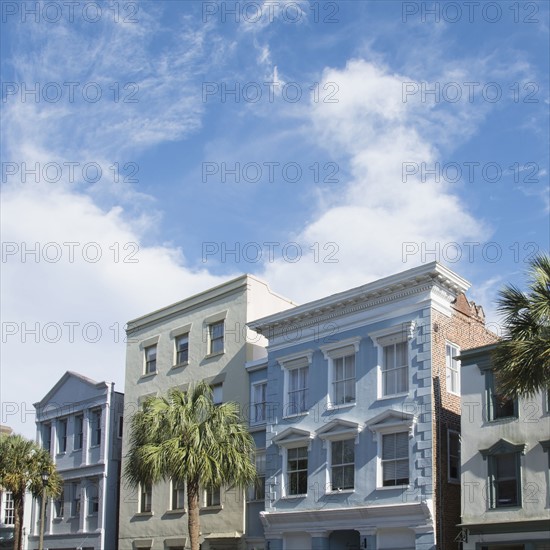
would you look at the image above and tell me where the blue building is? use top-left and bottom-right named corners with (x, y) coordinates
top-left (248, 262), bottom-right (497, 550)
top-left (29, 371), bottom-right (124, 550)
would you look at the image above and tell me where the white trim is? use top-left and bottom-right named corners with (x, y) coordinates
top-left (169, 323), bottom-right (192, 339)
top-left (327, 437), bottom-right (356, 493)
top-left (282, 446), bottom-right (309, 498)
top-left (203, 310), bottom-right (228, 325)
top-left (278, 352), bottom-right (313, 418)
top-left (445, 341), bottom-right (461, 395)
top-left (138, 335), bottom-right (160, 350)
top-left (250, 380), bottom-right (268, 426)
top-left (319, 336), bottom-right (361, 358)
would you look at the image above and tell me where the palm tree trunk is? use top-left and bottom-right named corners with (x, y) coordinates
top-left (187, 479), bottom-right (200, 550)
top-left (12, 490), bottom-right (24, 550)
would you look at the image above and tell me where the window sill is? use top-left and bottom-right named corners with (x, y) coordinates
top-left (89, 444), bottom-right (100, 449)
top-left (87, 514), bottom-right (98, 518)
top-left (282, 411), bottom-right (309, 420)
top-left (134, 511), bottom-right (153, 517)
top-left (376, 484), bottom-right (410, 491)
top-left (447, 390), bottom-right (460, 397)
top-left (200, 505), bottom-right (222, 511)
top-left (326, 402), bottom-right (356, 410)
top-left (56, 452), bottom-right (66, 456)
top-left (205, 351), bottom-right (224, 360)
top-left (488, 505), bottom-right (522, 511)
top-left (326, 489), bottom-right (354, 495)
top-left (376, 392), bottom-right (409, 401)
top-left (53, 517), bottom-right (63, 522)
top-left (487, 416), bottom-right (519, 424)
top-left (139, 372), bottom-right (157, 381)
top-left (247, 498), bottom-right (265, 503)
top-left (165, 509), bottom-right (186, 515)
top-left (170, 362), bottom-right (188, 371)
top-left (280, 494), bottom-right (307, 500)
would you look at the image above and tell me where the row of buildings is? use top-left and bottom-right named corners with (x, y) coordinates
top-left (2, 262), bottom-right (549, 549)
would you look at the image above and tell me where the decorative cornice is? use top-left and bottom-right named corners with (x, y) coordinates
top-left (480, 438), bottom-right (527, 459)
top-left (249, 263), bottom-right (469, 338)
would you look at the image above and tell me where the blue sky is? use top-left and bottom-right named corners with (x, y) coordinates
top-left (1, 0), bottom-right (549, 437)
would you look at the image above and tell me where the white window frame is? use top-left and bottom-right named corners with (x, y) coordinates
top-left (321, 337), bottom-right (361, 409)
top-left (87, 482), bottom-right (99, 516)
top-left (212, 384), bottom-right (223, 405)
top-left (208, 321), bottom-right (225, 356)
top-left (330, 438), bottom-right (355, 492)
top-left (250, 380), bottom-right (268, 425)
top-left (90, 408), bottom-right (102, 447)
top-left (3, 491), bottom-right (14, 525)
top-left (175, 333), bottom-right (189, 365)
top-left (285, 446), bottom-right (309, 497)
top-left (144, 344), bottom-right (157, 375)
top-left (204, 485), bottom-right (221, 507)
top-left (448, 429), bottom-right (460, 483)
top-left (57, 418), bottom-right (67, 454)
top-left (139, 483), bottom-right (152, 513)
top-left (249, 449), bottom-right (266, 501)
top-left (278, 351), bottom-right (313, 418)
top-left (446, 342), bottom-right (460, 395)
top-left (369, 323), bottom-right (415, 400)
top-left (379, 431), bottom-right (410, 488)
top-left (74, 414), bottom-right (83, 450)
top-left (170, 479), bottom-right (185, 511)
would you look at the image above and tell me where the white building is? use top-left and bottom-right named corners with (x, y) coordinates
top-left (118, 274), bottom-right (295, 550)
top-left (28, 372), bottom-right (124, 550)
top-left (459, 343), bottom-right (550, 549)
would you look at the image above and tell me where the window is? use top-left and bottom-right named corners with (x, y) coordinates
top-left (204, 486), bottom-right (221, 507)
top-left (43, 423), bottom-right (51, 453)
top-left (208, 321), bottom-right (224, 355)
top-left (488, 371), bottom-right (518, 421)
top-left (331, 439), bottom-right (355, 491)
top-left (4, 492), bottom-right (14, 525)
top-left (287, 446), bottom-right (308, 496)
top-left (251, 381), bottom-right (267, 424)
top-left (175, 334), bottom-right (189, 365)
top-left (490, 453), bottom-right (521, 508)
top-left (382, 432), bottom-right (409, 486)
top-left (74, 415), bottom-right (83, 450)
top-left (288, 366), bottom-right (308, 415)
top-left (251, 451), bottom-right (266, 501)
top-left (448, 430), bottom-right (460, 482)
top-left (57, 418), bottom-right (67, 453)
top-left (171, 480), bottom-right (185, 510)
top-left (72, 483), bottom-right (80, 516)
top-left (88, 483), bottom-right (99, 515)
top-left (118, 415), bottom-right (123, 439)
top-left (144, 344), bottom-right (157, 374)
top-left (91, 408), bottom-right (102, 446)
top-left (332, 355), bottom-right (356, 405)
top-left (212, 384), bottom-right (222, 406)
top-left (446, 343), bottom-right (460, 394)
top-left (54, 492), bottom-right (64, 518)
top-left (140, 483), bottom-right (152, 513)
top-left (382, 341), bottom-right (408, 396)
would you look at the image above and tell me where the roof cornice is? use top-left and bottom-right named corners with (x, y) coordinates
top-left (249, 262), bottom-right (469, 335)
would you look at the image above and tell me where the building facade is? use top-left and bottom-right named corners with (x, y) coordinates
top-left (248, 262), bottom-right (497, 550)
top-left (459, 343), bottom-right (550, 549)
top-left (118, 275), bottom-right (295, 550)
top-left (28, 371), bottom-right (124, 550)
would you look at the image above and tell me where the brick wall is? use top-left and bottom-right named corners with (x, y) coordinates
top-left (431, 294), bottom-right (498, 549)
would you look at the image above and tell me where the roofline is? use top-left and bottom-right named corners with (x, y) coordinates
top-left (457, 342), bottom-right (498, 363)
top-left (126, 273), bottom-right (295, 333)
top-left (249, 262), bottom-right (470, 332)
top-left (33, 371), bottom-right (113, 408)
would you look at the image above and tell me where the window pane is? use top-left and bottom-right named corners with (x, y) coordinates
top-left (176, 334), bottom-right (188, 364)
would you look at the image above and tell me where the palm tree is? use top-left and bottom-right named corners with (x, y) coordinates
top-left (0, 433), bottom-right (62, 550)
top-left (492, 253), bottom-right (550, 397)
top-left (124, 382), bottom-right (257, 550)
